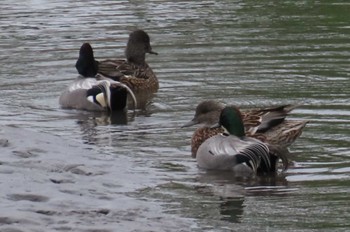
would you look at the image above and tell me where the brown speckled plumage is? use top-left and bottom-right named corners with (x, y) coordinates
top-left (263, 120), bottom-right (309, 147)
top-left (98, 59), bottom-right (158, 94)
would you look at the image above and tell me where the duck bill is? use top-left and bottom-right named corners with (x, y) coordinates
top-left (181, 119), bottom-right (198, 128)
top-left (148, 50), bottom-right (158, 55)
top-left (209, 123), bottom-right (221, 129)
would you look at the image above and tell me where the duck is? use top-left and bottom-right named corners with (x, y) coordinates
top-left (183, 100), bottom-right (308, 158)
top-left (97, 30), bottom-right (159, 98)
top-left (59, 43), bottom-right (136, 111)
top-left (196, 106), bottom-right (285, 175)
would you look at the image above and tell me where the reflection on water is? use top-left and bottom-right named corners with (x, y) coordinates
top-left (74, 111), bottom-right (129, 145)
top-left (138, 170), bottom-right (294, 229)
top-left (75, 110), bottom-right (130, 126)
top-left (219, 197), bottom-right (244, 223)
top-left (0, 0), bottom-right (350, 231)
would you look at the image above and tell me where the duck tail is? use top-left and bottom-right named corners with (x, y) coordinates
top-left (96, 79), bottom-right (137, 111)
top-left (96, 80), bottom-right (112, 111)
top-left (235, 143), bottom-right (271, 174)
top-left (108, 80), bottom-right (137, 111)
top-left (267, 145), bottom-right (291, 172)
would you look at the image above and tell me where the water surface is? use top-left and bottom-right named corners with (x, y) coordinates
top-left (0, 0), bottom-right (349, 231)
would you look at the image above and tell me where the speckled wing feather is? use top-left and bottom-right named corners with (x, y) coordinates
top-left (240, 105), bottom-right (295, 134)
top-left (98, 59), bottom-right (158, 94)
top-left (119, 67), bottom-right (158, 93)
top-left (263, 120), bottom-right (309, 148)
top-left (98, 59), bottom-right (138, 79)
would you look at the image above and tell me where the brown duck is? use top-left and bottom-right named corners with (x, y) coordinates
top-left (97, 30), bottom-right (159, 100)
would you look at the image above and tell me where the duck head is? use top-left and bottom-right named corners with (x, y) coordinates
top-left (125, 30), bottom-right (158, 66)
top-left (217, 106), bottom-right (246, 137)
top-left (75, 43), bottom-right (99, 77)
top-left (182, 100), bottom-right (224, 127)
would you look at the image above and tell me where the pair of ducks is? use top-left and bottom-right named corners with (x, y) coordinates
top-left (59, 29), bottom-right (309, 177)
top-left (183, 100), bottom-right (309, 176)
top-left (59, 29), bottom-right (158, 111)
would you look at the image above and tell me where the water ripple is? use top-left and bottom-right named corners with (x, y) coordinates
top-left (1, 0), bottom-right (350, 231)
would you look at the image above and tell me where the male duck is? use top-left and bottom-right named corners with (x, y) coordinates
top-left (59, 43), bottom-right (136, 111)
top-left (183, 100), bottom-right (308, 158)
top-left (196, 106), bottom-right (285, 175)
top-left (97, 30), bottom-right (158, 98)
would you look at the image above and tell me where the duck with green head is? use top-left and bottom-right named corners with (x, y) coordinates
top-left (59, 43), bottom-right (136, 111)
top-left (183, 100), bottom-right (309, 158)
top-left (97, 29), bottom-right (159, 99)
top-left (196, 106), bottom-right (287, 175)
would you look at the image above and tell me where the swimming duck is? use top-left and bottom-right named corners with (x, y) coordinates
top-left (183, 100), bottom-right (308, 158)
top-left (97, 30), bottom-right (159, 97)
top-left (59, 43), bottom-right (136, 111)
top-left (196, 106), bottom-right (284, 175)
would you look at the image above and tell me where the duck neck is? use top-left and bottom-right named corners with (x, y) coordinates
top-left (220, 107), bottom-right (245, 137)
top-left (126, 54), bottom-right (146, 66)
top-left (125, 44), bottom-right (146, 66)
top-left (225, 119), bottom-right (245, 137)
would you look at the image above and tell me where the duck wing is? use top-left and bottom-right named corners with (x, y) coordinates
top-left (98, 59), bottom-right (153, 79)
top-left (196, 134), bottom-right (271, 174)
top-left (98, 59), bottom-right (135, 80)
top-left (264, 120), bottom-right (309, 147)
top-left (241, 105), bottom-right (298, 134)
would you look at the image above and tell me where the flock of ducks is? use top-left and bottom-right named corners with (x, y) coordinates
top-left (59, 29), bottom-right (309, 177)
top-left (182, 101), bottom-right (308, 176)
top-left (59, 30), bottom-right (158, 111)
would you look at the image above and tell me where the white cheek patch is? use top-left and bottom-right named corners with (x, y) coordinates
top-left (96, 93), bottom-right (107, 107)
top-left (87, 96), bottom-right (95, 104)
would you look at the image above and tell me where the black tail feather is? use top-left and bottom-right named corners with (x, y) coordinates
top-left (235, 143), bottom-right (271, 174)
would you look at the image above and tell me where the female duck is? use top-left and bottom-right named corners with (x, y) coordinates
top-left (97, 30), bottom-right (159, 98)
top-left (59, 43), bottom-right (136, 111)
top-left (196, 106), bottom-right (285, 175)
top-left (183, 100), bottom-right (308, 158)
